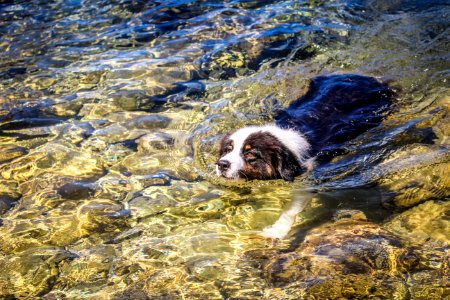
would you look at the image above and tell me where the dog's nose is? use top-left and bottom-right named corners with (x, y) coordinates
top-left (217, 160), bottom-right (231, 171)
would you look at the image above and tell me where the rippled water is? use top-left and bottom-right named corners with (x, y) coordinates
top-left (0, 0), bottom-right (449, 298)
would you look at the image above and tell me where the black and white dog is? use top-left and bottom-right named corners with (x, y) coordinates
top-left (216, 74), bottom-right (395, 181)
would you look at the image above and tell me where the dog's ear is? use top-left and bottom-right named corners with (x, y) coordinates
top-left (219, 134), bottom-right (231, 156)
top-left (273, 149), bottom-right (300, 182)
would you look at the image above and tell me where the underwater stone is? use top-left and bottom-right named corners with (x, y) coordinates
top-left (1, 152), bottom-right (48, 181)
top-left (0, 194), bottom-right (15, 215)
top-left (377, 144), bottom-right (450, 208)
top-left (0, 177), bottom-right (21, 199)
top-left (78, 71), bottom-right (104, 85)
top-left (77, 199), bottom-right (130, 236)
top-left (107, 89), bottom-right (154, 111)
top-left (78, 102), bottom-right (122, 119)
top-left (55, 245), bottom-right (116, 292)
top-left (0, 145), bottom-right (28, 163)
top-left (128, 194), bottom-right (176, 219)
top-left (333, 209), bottom-right (368, 222)
top-left (142, 246), bottom-right (166, 259)
top-left (93, 174), bottom-right (132, 202)
top-left (171, 156), bottom-right (200, 182)
top-left (200, 49), bottom-right (247, 80)
top-left (264, 215), bottom-right (417, 299)
top-left (102, 142), bottom-right (137, 167)
top-left (132, 173), bottom-right (171, 187)
top-left (106, 227), bottom-right (144, 244)
top-left (106, 69), bottom-right (148, 80)
top-left (143, 267), bottom-right (188, 297)
top-left (111, 288), bottom-right (151, 300)
top-left (406, 242), bottom-right (449, 300)
top-left (92, 123), bottom-right (129, 140)
top-left (28, 75), bottom-right (58, 90)
top-left (57, 181), bottom-right (97, 200)
top-left (90, 124), bottom-right (145, 143)
top-left (384, 200), bottom-right (450, 245)
top-left (125, 115), bottom-right (171, 130)
top-left (17, 173), bottom-right (79, 198)
top-left (137, 132), bottom-right (175, 152)
top-left (44, 96), bottom-right (84, 117)
top-left (382, 160), bottom-right (450, 208)
top-left (186, 256), bottom-right (225, 281)
top-left (0, 248), bottom-right (77, 298)
top-left (120, 153), bottom-right (168, 175)
top-left (0, 143), bottom-right (103, 180)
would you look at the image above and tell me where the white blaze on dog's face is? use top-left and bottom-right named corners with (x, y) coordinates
top-left (216, 125), bottom-right (311, 181)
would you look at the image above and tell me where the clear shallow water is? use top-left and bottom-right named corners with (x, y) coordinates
top-left (0, 0), bottom-right (448, 298)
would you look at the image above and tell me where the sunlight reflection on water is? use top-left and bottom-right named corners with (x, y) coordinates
top-left (0, 0), bottom-right (449, 298)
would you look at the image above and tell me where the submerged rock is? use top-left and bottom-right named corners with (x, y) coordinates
top-left (121, 153), bottom-right (198, 181)
top-left (107, 89), bottom-right (155, 111)
top-left (137, 132), bottom-right (175, 152)
top-left (377, 145), bottom-right (450, 208)
top-left (385, 200), bottom-right (450, 246)
top-left (0, 194), bottom-right (16, 215)
top-left (407, 242), bottom-right (449, 300)
top-left (77, 199), bottom-right (131, 236)
top-left (1, 143), bottom-right (103, 182)
top-left (385, 199), bottom-right (450, 300)
top-left (130, 173), bottom-right (172, 188)
top-left (186, 255), bottom-right (226, 281)
top-left (0, 145), bottom-right (28, 163)
top-left (53, 245), bottom-right (117, 293)
top-left (0, 247), bottom-right (77, 298)
top-left (125, 115), bottom-right (171, 130)
top-left (128, 194), bottom-right (175, 219)
top-left (264, 210), bottom-right (418, 299)
top-left (57, 180), bottom-right (97, 200)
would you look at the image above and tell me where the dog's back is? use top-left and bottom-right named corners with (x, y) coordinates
top-left (216, 74), bottom-right (395, 181)
top-left (276, 74), bottom-right (395, 160)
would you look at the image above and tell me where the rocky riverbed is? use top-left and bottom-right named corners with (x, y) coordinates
top-left (0, 0), bottom-right (449, 298)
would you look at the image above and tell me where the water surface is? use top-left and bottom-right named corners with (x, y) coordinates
top-left (0, 0), bottom-right (449, 298)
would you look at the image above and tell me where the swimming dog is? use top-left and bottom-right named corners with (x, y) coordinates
top-left (216, 74), bottom-right (394, 181)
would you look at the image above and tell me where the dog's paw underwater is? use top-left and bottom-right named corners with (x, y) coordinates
top-left (216, 74), bottom-right (396, 181)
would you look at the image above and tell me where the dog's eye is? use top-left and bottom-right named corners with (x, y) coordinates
top-left (225, 145), bottom-right (233, 152)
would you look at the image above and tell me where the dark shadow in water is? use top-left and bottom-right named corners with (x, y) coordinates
top-left (147, 80), bottom-right (206, 111)
top-left (287, 185), bottom-right (393, 251)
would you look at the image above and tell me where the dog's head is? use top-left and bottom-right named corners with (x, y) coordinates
top-left (216, 125), bottom-right (311, 181)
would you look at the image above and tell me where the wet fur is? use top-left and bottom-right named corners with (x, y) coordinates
top-left (217, 74), bottom-right (395, 181)
top-left (217, 125), bottom-right (310, 181)
top-left (228, 131), bottom-right (305, 181)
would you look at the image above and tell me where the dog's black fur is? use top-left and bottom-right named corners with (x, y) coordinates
top-left (276, 74), bottom-right (395, 161)
top-left (217, 74), bottom-right (395, 181)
